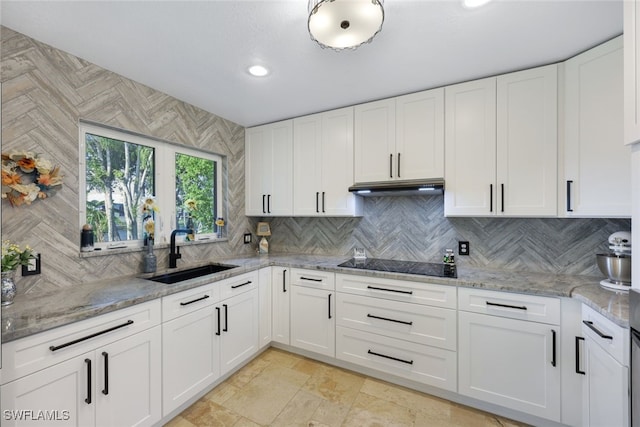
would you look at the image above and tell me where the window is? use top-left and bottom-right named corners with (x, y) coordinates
top-left (79, 123), bottom-right (224, 249)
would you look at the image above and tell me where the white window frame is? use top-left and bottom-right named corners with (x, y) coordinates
top-left (79, 122), bottom-right (223, 250)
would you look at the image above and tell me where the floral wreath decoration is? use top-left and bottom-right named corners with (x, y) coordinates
top-left (1, 151), bottom-right (63, 206)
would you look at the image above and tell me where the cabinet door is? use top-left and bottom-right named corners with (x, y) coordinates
top-left (95, 326), bottom-right (161, 427)
top-left (268, 120), bottom-right (294, 216)
top-left (219, 289), bottom-right (259, 376)
top-left (258, 267), bottom-right (272, 348)
top-left (290, 286), bottom-right (335, 357)
top-left (272, 267), bottom-right (291, 345)
top-left (293, 113), bottom-right (322, 216)
top-left (564, 36), bottom-right (630, 217)
top-left (245, 125), bottom-right (270, 216)
top-left (321, 107), bottom-right (358, 216)
top-left (583, 338), bottom-right (629, 427)
top-left (1, 353), bottom-right (94, 427)
top-left (458, 311), bottom-right (561, 421)
top-left (354, 99), bottom-right (396, 183)
top-left (625, 0), bottom-right (640, 145)
top-left (497, 64), bottom-right (558, 216)
top-left (395, 88), bottom-right (444, 180)
top-left (444, 77), bottom-right (497, 216)
top-left (162, 307), bottom-right (219, 416)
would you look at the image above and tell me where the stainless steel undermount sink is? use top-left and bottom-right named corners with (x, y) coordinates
top-left (147, 263), bottom-right (238, 284)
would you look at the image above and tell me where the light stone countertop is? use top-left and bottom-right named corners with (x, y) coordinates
top-left (1, 253), bottom-right (626, 343)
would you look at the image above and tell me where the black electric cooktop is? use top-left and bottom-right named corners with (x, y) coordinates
top-left (337, 258), bottom-right (457, 278)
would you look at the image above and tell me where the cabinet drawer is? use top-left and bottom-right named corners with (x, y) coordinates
top-left (162, 284), bottom-right (218, 322)
top-left (291, 268), bottom-right (335, 290)
top-left (336, 326), bottom-right (457, 392)
top-left (458, 287), bottom-right (560, 325)
top-left (582, 304), bottom-right (629, 366)
top-left (2, 299), bottom-right (161, 384)
top-left (336, 293), bottom-right (456, 351)
top-left (218, 271), bottom-right (259, 301)
top-left (336, 273), bottom-right (456, 309)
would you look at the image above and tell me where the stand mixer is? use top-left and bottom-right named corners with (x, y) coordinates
top-left (597, 231), bottom-right (632, 291)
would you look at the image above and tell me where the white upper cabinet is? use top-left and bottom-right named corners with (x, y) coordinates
top-left (445, 65), bottom-right (558, 217)
top-left (293, 107), bottom-right (362, 216)
top-left (625, 0), bottom-right (640, 145)
top-left (562, 36), bottom-right (631, 218)
top-left (354, 88), bottom-right (444, 183)
top-left (245, 120), bottom-right (293, 216)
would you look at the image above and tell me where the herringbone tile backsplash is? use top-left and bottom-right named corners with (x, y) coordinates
top-left (265, 195), bottom-right (630, 276)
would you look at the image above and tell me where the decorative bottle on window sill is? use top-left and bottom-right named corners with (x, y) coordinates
top-left (186, 216), bottom-right (195, 241)
top-left (143, 238), bottom-right (157, 273)
top-left (216, 218), bottom-right (225, 239)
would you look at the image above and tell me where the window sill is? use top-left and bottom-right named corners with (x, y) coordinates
top-left (78, 237), bottom-right (228, 258)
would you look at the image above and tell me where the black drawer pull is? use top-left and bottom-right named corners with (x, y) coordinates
top-left (216, 307), bottom-right (221, 336)
top-left (367, 314), bottom-right (413, 326)
top-left (328, 293), bottom-right (332, 319)
top-left (283, 269), bottom-right (287, 293)
top-left (102, 352), bottom-right (109, 395)
top-left (223, 304), bottom-right (228, 332)
top-left (486, 301), bottom-right (527, 311)
top-left (576, 336), bottom-right (585, 375)
top-left (231, 280), bottom-right (252, 289)
top-left (85, 358), bottom-right (92, 404)
top-left (367, 349), bottom-right (413, 365)
top-left (567, 180), bottom-right (574, 212)
top-left (583, 320), bottom-right (613, 340)
top-left (300, 276), bottom-right (323, 282)
top-left (50, 320), bottom-right (134, 352)
top-left (367, 285), bottom-right (413, 295)
top-left (180, 294), bottom-right (210, 306)
top-left (551, 329), bottom-right (557, 367)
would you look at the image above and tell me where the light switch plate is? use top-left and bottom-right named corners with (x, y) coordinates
top-left (459, 241), bottom-right (470, 256)
top-left (22, 253), bottom-right (41, 276)
top-left (244, 233), bottom-right (252, 244)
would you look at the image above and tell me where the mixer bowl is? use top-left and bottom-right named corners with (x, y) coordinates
top-left (596, 253), bottom-right (631, 284)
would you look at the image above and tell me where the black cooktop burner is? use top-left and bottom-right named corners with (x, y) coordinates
top-left (337, 258), bottom-right (457, 278)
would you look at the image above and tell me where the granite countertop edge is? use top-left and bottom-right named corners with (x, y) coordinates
top-left (1, 253), bottom-right (629, 343)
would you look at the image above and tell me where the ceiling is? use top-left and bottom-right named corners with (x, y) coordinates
top-left (1, 0), bottom-right (623, 128)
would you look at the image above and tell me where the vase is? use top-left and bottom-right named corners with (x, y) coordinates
top-left (1, 270), bottom-right (17, 306)
top-left (143, 240), bottom-right (157, 273)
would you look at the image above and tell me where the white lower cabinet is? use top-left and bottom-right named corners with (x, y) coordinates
top-left (290, 269), bottom-right (335, 357)
top-left (1, 300), bottom-right (162, 427)
top-left (218, 287), bottom-right (260, 375)
top-left (579, 305), bottom-right (630, 427)
top-left (458, 288), bottom-right (561, 422)
top-left (258, 267), bottom-right (272, 348)
top-left (272, 266), bottom-right (291, 345)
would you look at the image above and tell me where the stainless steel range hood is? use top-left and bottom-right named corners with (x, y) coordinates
top-left (348, 179), bottom-right (444, 197)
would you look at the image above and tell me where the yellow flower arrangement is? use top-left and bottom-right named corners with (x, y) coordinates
top-left (140, 197), bottom-right (159, 241)
top-left (215, 218), bottom-right (225, 227)
top-left (1, 151), bottom-right (63, 206)
top-left (2, 240), bottom-right (33, 272)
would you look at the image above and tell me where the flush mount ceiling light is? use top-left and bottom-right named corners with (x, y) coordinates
top-left (308, 0), bottom-right (384, 50)
top-left (248, 65), bottom-right (269, 77)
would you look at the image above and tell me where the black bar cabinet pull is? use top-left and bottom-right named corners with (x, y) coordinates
top-left (397, 153), bottom-right (401, 178)
top-left (50, 320), bottom-right (134, 352)
top-left (501, 183), bottom-right (505, 212)
top-left (267, 194), bottom-right (271, 214)
top-left (102, 352), bottom-right (109, 395)
top-left (262, 194), bottom-right (266, 214)
top-left (575, 336), bottom-right (585, 375)
top-left (367, 314), bottom-right (413, 326)
top-left (322, 192), bottom-right (325, 213)
top-left (301, 276), bottom-right (323, 282)
top-left (223, 304), bottom-right (229, 332)
top-left (490, 184), bottom-right (493, 212)
top-left (486, 301), bottom-right (527, 311)
top-left (551, 330), bottom-right (557, 367)
top-left (328, 293), bottom-right (332, 319)
top-left (85, 358), bottom-right (92, 404)
top-left (283, 269), bottom-right (287, 293)
top-left (216, 307), bottom-right (221, 336)
top-left (180, 294), bottom-right (210, 306)
top-left (367, 349), bottom-right (413, 365)
top-left (316, 192), bottom-right (319, 213)
top-left (231, 280), bottom-right (252, 289)
top-left (582, 320), bottom-right (613, 340)
top-left (389, 154), bottom-right (393, 178)
top-left (367, 285), bottom-right (413, 295)
top-left (567, 180), bottom-right (574, 212)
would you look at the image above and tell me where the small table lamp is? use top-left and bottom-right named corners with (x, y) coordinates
top-left (257, 222), bottom-right (271, 254)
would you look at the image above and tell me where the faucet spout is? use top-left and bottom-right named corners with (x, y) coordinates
top-left (169, 228), bottom-right (193, 268)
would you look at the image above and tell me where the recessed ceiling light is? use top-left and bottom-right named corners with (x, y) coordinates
top-left (248, 65), bottom-right (269, 77)
top-left (462, 0), bottom-right (492, 8)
